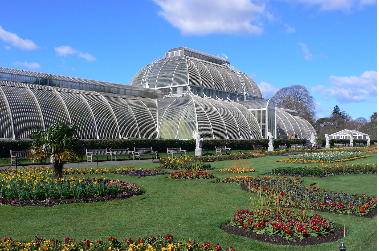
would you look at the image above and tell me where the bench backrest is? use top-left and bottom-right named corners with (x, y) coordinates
top-left (10, 150), bottom-right (31, 158)
top-left (87, 149), bottom-right (108, 154)
top-left (216, 146), bottom-right (227, 150)
top-left (167, 148), bottom-right (181, 153)
top-left (134, 147), bottom-right (153, 153)
top-left (112, 149), bottom-right (130, 155)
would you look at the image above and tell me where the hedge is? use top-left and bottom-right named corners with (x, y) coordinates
top-left (1, 138), bottom-right (374, 158)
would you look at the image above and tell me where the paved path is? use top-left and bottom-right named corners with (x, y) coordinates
top-left (0, 158), bottom-right (156, 170)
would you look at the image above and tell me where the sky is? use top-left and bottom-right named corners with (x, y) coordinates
top-left (0, 0), bottom-right (376, 121)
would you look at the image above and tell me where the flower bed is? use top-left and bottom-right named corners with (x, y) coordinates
top-left (159, 152), bottom-right (264, 169)
top-left (216, 176), bottom-right (377, 216)
top-left (159, 156), bottom-right (214, 170)
top-left (169, 171), bottom-right (215, 179)
top-left (0, 167), bottom-right (142, 206)
top-left (63, 167), bottom-right (167, 176)
top-left (269, 163), bottom-right (377, 177)
top-left (367, 148), bottom-right (377, 153)
top-left (219, 167), bottom-right (256, 173)
top-left (279, 151), bottom-right (370, 163)
top-left (231, 208), bottom-right (334, 240)
top-left (0, 234), bottom-right (235, 251)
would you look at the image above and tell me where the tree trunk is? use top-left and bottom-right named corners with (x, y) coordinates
top-left (53, 159), bottom-right (64, 179)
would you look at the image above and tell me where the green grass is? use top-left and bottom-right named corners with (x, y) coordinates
top-left (0, 153), bottom-right (376, 250)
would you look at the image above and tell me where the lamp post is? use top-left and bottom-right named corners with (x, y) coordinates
top-left (339, 242), bottom-right (347, 251)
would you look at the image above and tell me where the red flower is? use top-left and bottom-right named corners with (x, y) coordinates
top-left (108, 237), bottom-right (116, 242)
top-left (165, 234), bottom-right (173, 242)
top-left (64, 237), bottom-right (70, 243)
top-left (201, 242), bottom-right (211, 249)
top-left (214, 244), bottom-right (223, 250)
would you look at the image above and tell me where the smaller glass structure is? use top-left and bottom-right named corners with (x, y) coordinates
top-left (329, 129), bottom-right (369, 140)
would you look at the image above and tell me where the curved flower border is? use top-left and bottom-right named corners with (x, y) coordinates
top-left (1, 235), bottom-right (235, 251)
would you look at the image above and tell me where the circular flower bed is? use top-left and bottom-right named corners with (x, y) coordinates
top-left (230, 208), bottom-right (334, 241)
top-left (216, 176), bottom-right (377, 216)
top-left (0, 167), bottom-right (143, 206)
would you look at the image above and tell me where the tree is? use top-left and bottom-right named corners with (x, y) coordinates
top-left (343, 117), bottom-right (367, 131)
top-left (362, 112), bottom-right (377, 139)
top-left (30, 123), bottom-right (83, 178)
top-left (270, 85), bottom-right (316, 124)
top-left (314, 105), bottom-right (351, 137)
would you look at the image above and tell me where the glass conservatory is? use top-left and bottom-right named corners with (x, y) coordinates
top-left (0, 47), bottom-right (317, 141)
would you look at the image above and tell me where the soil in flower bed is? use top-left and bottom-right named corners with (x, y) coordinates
top-left (220, 223), bottom-right (345, 246)
top-left (240, 183), bottom-right (377, 218)
top-left (0, 191), bottom-right (146, 207)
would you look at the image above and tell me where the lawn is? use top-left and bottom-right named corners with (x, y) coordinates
top-left (0, 152), bottom-right (376, 250)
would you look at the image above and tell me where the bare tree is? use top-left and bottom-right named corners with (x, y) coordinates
top-left (362, 112), bottom-right (377, 139)
top-left (270, 85), bottom-right (316, 124)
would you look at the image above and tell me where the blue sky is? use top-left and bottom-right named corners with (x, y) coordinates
top-left (0, 0), bottom-right (376, 120)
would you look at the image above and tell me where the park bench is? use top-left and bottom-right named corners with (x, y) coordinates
top-left (304, 143), bottom-right (312, 149)
top-left (354, 142), bottom-right (365, 147)
top-left (10, 150), bottom-right (33, 167)
top-left (86, 149), bottom-right (111, 162)
top-left (290, 144), bottom-right (304, 149)
top-left (133, 147), bottom-right (158, 160)
top-left (167, 147), bottom-right (186, 158)
top-left (109, 148), bottom-right (134, 161)
top-left (215, 146), bottom-right (231, 155)
top-left (253, 145), bottom-right (263, 152)
top-left (334, 143), bottom-right (344, 148)
top-left (279, 145), bottom-right (287, 150)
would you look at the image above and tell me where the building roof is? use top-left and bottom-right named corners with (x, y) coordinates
top-left (329, 129), bottom-right (369, 137)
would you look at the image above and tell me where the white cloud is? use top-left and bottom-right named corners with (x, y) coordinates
top-left (55, 45), bottom-right (96, 62)
top-left (55, 45), bottom-right (77, 57)
top-left (298, 42), bottom-right (313, 60)
top-left (258, 81), bottom-right (278, 98)
top-left (312, 71), bottom-right (377, 103)
top-left (280, 0), bottom-right (376, 11)
top-left (78, 52), bottom-right (96, 62)
top-left (0, 26), bottom-right (39, 50)
top-left (153, 0), bottom-right (266, 35)
top-left (12, 61), bottom-right (41, 70)
top-left (284, 24), bottom-right (295, 33)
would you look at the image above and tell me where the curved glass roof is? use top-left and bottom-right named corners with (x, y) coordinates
top-left (157, 93), bottom-right (262, 139)
top-left (0, 67), bottom-right (163, 99)
top-left (129, 47), bottom-right (262, 100)
top-left (276, 107), bottom-right (315, 140)
top-left (0, 81), bottom-right (158, 139)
